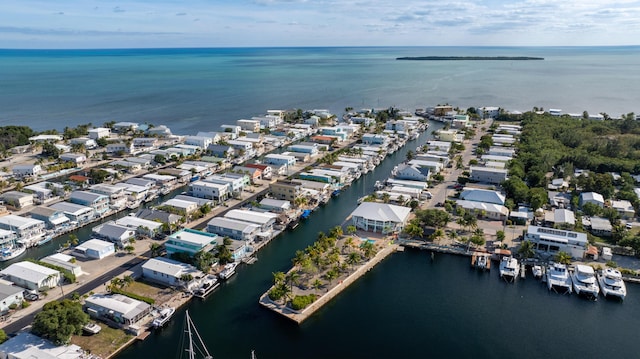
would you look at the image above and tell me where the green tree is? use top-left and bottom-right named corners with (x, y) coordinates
top-left (31, 299), bottom-right (89, 345)
top-left (149, 242), bottom-right (163, 257)
top-left (403, 222), bottom-right (424, 239)
top-left (528, 187), bottom-right (547, 210)
top-left (0, 329), bottom-right (7, 344)
top-left (195, 250), bottom-right (216, 271)
top-left (518, 241), bottom-right (536, 259)
top-left (581, 202), bottom-right (602, 217)
top-left (346, 225), bottom-right (357, 236)
top-left (554, 251), bottom-right (572, 265)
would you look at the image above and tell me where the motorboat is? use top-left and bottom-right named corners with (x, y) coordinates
top-left (499, 256), bottom-right (519, 282)
top-left (218, 262), bottom-right (238, 280)
top-left (546, 262), bottom-right (572, 294)
top-left (532, 265), bottom-right (543, 279)
top-left (472, 252), bottom-right (490, 271)
top-left (597, 268), bottom-right (627, 300)
top-left (571, 264), bottom-right (600, 299)
top-left (152, 306), bottom-right (176, 328)
top-left (82, 322), bottom-right (102, 335)
top-left (194, 275), bottom-right (220, 299)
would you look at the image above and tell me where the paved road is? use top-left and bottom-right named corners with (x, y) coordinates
top-left (2, 253), bottom-right (147, 334)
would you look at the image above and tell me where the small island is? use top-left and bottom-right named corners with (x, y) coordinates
top-left (396, 56), bottom-right (544, 61)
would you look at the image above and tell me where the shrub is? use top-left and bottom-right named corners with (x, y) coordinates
top-left (291, 294), bottom-right (317, 310)
top-left (22, 301), bottom-right (30, 309)
top-left (268, 287), bottom-right (286, 301)
top-left (8, 303), bottom-right (17, 310)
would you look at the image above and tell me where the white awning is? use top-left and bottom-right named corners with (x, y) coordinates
top-left (50, 216), bottom-right (70, 225)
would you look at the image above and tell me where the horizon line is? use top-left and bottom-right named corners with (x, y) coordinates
top-left (1, 44), bottom-right (640, 51)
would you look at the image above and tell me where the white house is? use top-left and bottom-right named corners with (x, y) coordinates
top-left (579, 192), bottom-right (605, 208)
top-left (72, 238), bottom-right (116, 259)
top-left (524, 225), bottom-right (588, 259)
top-left (393, 164), bottom-right (429, 182)
top-left (459, 188), bottom-right (506, 205)
top-left (142, 257), bottom-right (204, 290)
top-left (59, 153), bottom-right (87, 166)
top-left (224, 209), bottom-right (278, 233)
top-left (350, 202), bottom-right (412, 234)
top-left (88, 127), bottom-right (110, 139)
top-left (0, 283), bottom-right (24, 314)
top-left (611, 200), bottom-right (635, 219)
top-left (49, 201), bottom-right (95, 224)
top-left (264, 154), bottom-right (296, 168)
top-left (92, 222), bottom-right (137, 246)
top-left (115, 215), bottom-right (163, 238)
top-left (41, 253), bottom-right (83, 277)
top-left (84, 293), bottom-right (151, 328)
top-left (455, 200), bottom-right (509, 222)
top-left (0, 332), bottom-right (84, 359)
top-left (469, 166), bottom-right (508, 184)
top-left (12, 164), bottom-right (43, 179)
top-left (0, 261), bottom-right (61, 291)
top-left (0, 215), bottom-right (46, 247)
top-left (189, 180), bottom-right (230, 202)
top-left (106, 142), bottom-right (135, 155)
top-left (207, 217), bottom-right (261, 242)
top-left (184, 135), bottom-right (212, 150)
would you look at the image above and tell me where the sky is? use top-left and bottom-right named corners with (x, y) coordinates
top-left (1, 0), bottom-right (640, 48)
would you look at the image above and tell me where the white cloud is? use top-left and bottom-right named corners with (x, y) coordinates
top-left (0, 0), bottom-right (639, 47)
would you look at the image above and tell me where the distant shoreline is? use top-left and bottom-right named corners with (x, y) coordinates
top-left (396, 56), bottom-right (544, 61)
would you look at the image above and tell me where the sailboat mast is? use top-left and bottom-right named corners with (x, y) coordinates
top-left (186, 310), bottom-right (195, 359)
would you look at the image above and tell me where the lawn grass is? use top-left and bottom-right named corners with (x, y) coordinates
top-left (71, 325), bottom-right (133, 358)
top-left (127, 280), bottom-right (167, 299)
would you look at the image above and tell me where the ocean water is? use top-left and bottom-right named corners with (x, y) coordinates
top-left (1, 46), bottom-right (640, 134)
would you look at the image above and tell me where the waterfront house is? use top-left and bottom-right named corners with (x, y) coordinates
top-left (70, 191), bottom-right (110, 215)
top-left (270, 180), bottom-right (303, 202)
top-left (158, 168), bottom-right (192, 183)
top-left (232, 166), bottom-right (263, 183)
top-left (224, 209), bottom-right (278, 233)
top-left (113, 122), bottom-right (139, 133)
top-left (110, 160), bottom-right (142, 173)
top-left (142, 173), bottom-right (177, 187)
top-left (579, 192), bottom-right (605, 208)
top-left (425, 140), bottom-right (452, 152)
top-left (544, 208), bottom-right (576, 228)
top-left (408, 159), bottom-right (443, 174)
top-left (41, 253), bottom-right (82, 277)
top-left (362, 133), bottom-right (388, 145)
top-left (49, 201), bottom-right (95, 224)
top-left (221, 125), bottom-right (241, 137)
top-left (469, 166), bottom-right (508, 185)
top-left (0, 191), bottom-right (34, 210)
top-left (92, 222), bottom-right (136, 246)
top-left (147, 124), bottom-right (173, 137)
top-left (205, 174), bottom-right (245, 197)
top-left (207, 217), bottom-right (260, 242)
top-left (0, 215), bottom-right (46, 247)
top-left (259, 198), bottom-right (291, 213)
top-left (0, 332), bottom-right (84, 359)
top-left (165, 228), bottom-right (219, 257)
top-left (252, 115), bottom-right (279, 129)
top-left (350, 202), bottom-right (411, 234)
top-left (288, 143), bottom-right (319, 155)
top-left (135, 208), bottom-right (181, 226)
top-left (0, 283), bottom-right (24, 314)
top-left (281, 151), bottom-right (311, 164)
top-left (84, 293), bottom-right (151, 328)
top-left (89, 184), bottom-right (127, 209)
top-left (189, 181), bottom-right (230, 203)
top-left (451, 114), bottom-right (469, 128)
top-left (207, 144), bottom-right (235, 159)
top-left (311, 135), bottom-right (336, 145)
top-left (611, 200), bottom-right (635, 219)
top-left (142, 257), bottom-right (204, 290)
top-left (385, 178), bottom-right (429, 191)
top-left (524, 225), bottom-right (588, 259)
top-left (69, 137), bottom-right (98, 149)
top-left (455, 200), bottom-right (509, 222)
top-left (160, 199), bottom-right (198, 216)
top-left (175, 144), bottom-right (202, 155)
top-left (393, 164), bottom-right (429, 182)
top-left (115, 216), bottom-right (163, 238)
top-left (123, 156), bottom-right (152, 169)
top-left (88, 127), bottom-right (110, 139)
top-left (132, 137), bottom-right (159, 149)
top-left (320, 127), bottom-right (348, 141)
top-left (23, 182), bottom-right (62, 204)
top-left (29, 206), bottom-right (70, 230)
top-left (299, 172), bottom-right (336, 184)
top-left (72, 238), bottom-right (115, 259)
top-left (59, 152), bottom-right (87, 166)
top-left (459, 188), bottom-right (506, 205)
top-left (12, 164), bottom-right (42, 179)
top-left (0, 261), bottom-right (60, 291)
top-left (125, 177), bottom-right (156, 189)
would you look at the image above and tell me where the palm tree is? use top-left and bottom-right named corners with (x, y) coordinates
top-left (329, 225), bottom-right (343, 239)
top-left (312, 279), bottom-right (323, 292)
top-left (272, 271), bottom-right (286, 286)
top-left (69, 234), bottom-right (79, 246)
top-left (286, 271), bottom-right (301, 291)
top-left (122, 275), bottom-right (134, 289)
top-left (346, 225), bottom-right (357, 236)
top-left (381, 192), bottom-right (391, 204)
top-left (554, 251), bottom-right (572, 265)
top-left (518, 241), bottom-right (536, 259)
top-left (149, 243), bottom-right (163, 257)
top-left (347, 252), bottom-right (361, 270)
top-left (404, 223), bottom-right (424, 239)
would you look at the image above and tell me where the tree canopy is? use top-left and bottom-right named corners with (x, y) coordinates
top-left (31, 299), bottom-right (89, 345)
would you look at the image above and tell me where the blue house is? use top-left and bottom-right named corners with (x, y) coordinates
top-left (165, 228), bottom-right (219, 257)
top-left (70, 191), bottom-right (110, 215)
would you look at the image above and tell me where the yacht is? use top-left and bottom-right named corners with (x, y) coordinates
top-left (499, 256), bottom-right (519, 282)
top-left (597, 268), bottom-right (627, 300)
top-left (194, 275), bottom-right (219, 299)
top-left (0, 230), bottom-right (26, 262)
top-left (571, 264), bottom-right (600, 299)
top-left (546, 263), bottom-right (572, 294)
top-left (152, 306), bottom-right (176, 328)
top-left (218, 262), bottom-right (238, 280)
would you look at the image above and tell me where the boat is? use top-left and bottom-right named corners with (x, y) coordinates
top-left (126, 201), bottom-right (141, 210)
top-left (82, 322), bottom-right (102, 335)
top-left (597, 268), bottom-right (627, 300)
top-left (183, 310), bottom-right (213, 359)
top-left (37, 236), bottom-right (52, 246)
top-left (332, 189), bottom-right (341, 197)
top-left (471, 252), bottom-right (490, 271)
top-left (532, 265), bottom-right (543, 279)
top-left (194, 275), bottom-right (219, 299)
top-left (152, 306), bottom-right (176, 328)
top-left (218, 262), bottom-right (238, 280)
top-left (374, 180), bottom-right (384, 190)
top-left (546, 262), bottom-right (572, 294)
top-left (571, 264), bottom-right (599, 299)
top-left (0, 243), bottom-right (26, 262)
top-left (160, 186), bottom-right (172, 196)
top-left (499, 256), bottom-right (519, 282)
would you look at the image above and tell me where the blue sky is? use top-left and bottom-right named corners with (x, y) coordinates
top-left (1, 0), bottom-right (640, 48)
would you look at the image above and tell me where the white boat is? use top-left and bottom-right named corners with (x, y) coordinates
top-left (194, 275), bottom-right (219, 299)
top-left (546, 262), bottom-right (572, 294)
top-left (597, 268), bottom-right (627, 300)
top-left (152, 306), bottom-right (176, 328)
top-left (218, 262), bottom-right (238, 280)
top-left (82, 322), bottom-right (102, 334)
top-left (532, 265), bottom-right (543, 279)
top-left (499, 256), bottom-right (519, 282)
top-left (571, 264), bottom-right (600, 299)
top-left (0, 244), bottom-right (26, 261)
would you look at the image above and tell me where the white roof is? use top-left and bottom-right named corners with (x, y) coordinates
top-left (527, 225), bottom-right (588, 245)
top-left (115, 216), bottom-right (163, 231)
top-left (170, 229), bottom-right (218, 247)
top-left (208, 217), bottom-right (261, 233)
top-left (350, 202), bottom-right (411, 223)
top-left (76, 238), bottom-right (114, 252)
top-left (164, 198), bottom-right (197, 209)
top-left (49, 201), bottom-right (93, 215)
top-left (85, 293), bottom-right (150, 320)
top-left (142, 257), bottom-right (200, 278)
top-left (460, 188), bottom-right (506, 205)
top-left (456, 200), bottom-right (509, 216)
top-left (259, 198), bottom-right (291, 209)
top-left (0, 215), bottom-right (44, 230)
top-left (225, 209), bottom-right (278, 225)
top-left (0, 261), bottom-right (59, 284)
top-left (581, 192), bottom-right (604, 203)
top-left (0, 332), bottom-right (83, 359)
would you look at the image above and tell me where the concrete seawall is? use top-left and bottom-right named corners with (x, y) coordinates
top-left (260, 243), bottom-right (399, 324)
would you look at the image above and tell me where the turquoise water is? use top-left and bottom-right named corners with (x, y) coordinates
top-left (1, 47), bottom-right (639, 134)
